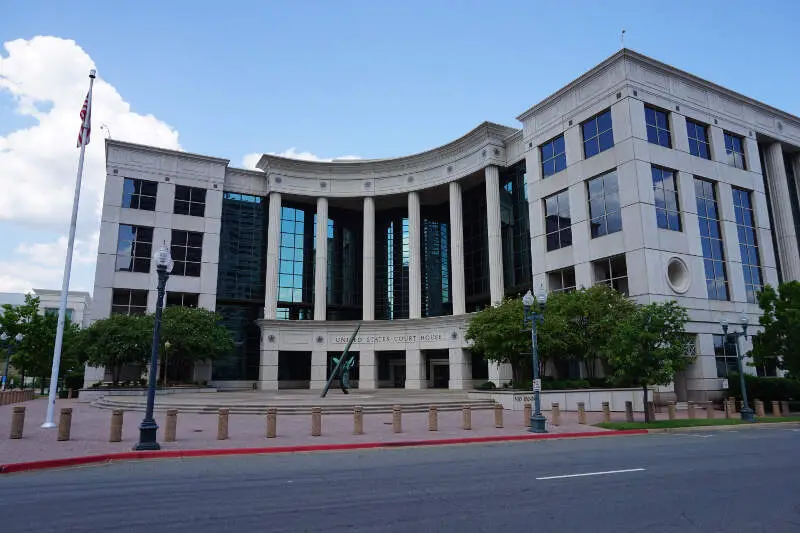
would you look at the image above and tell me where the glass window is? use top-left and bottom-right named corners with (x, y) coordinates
top-left (582, 110), bottom-right (614, 158)
top-left (174, 185), bottom-right (207, 217)
top-left (548, 267), bottom-right (576, 293)
top-left (592, 255), bottom-right (628, 295)
top-left (540, 135), bottom-right (566, 177)
top-left (645, 106), bottom-right (671, 148)
top-left (116, 224), bottom-right (153, 273)
top-left (713, 333), bottom-right (739, 378)
top-left (544, 189), bottom-right (572, 251)
top-left (652, 166), bottom-right (681, 231)
top-left (278, 206), bottom-right (311, 309)
top-left (695, 178), bottom-right (728, 300)
top-left (732, 187), bottom-right (763, 303)
top-left (111, 289), bottom-right (148, 315)
top-left (587, 170), bottom-right (621, 238)
top-left (44, 307), bottom-right (73, 322)
top-left (724, 132), bottom-right (746, 170)
top-left (686, 119), bottom-right (711, 159)
top-left (171, 230), bottom-right (203, 277)
top-left (500, 161), bottom-right (532, 294)
top-left (216, 192), bottom-right (266, 302)
top-left (166, 292), bottom-right (199, 307)
top-left (122, 178), bottom-right (158, 210)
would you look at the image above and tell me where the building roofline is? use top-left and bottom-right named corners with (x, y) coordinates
top-left (104, 139), bottom-right (231, 165)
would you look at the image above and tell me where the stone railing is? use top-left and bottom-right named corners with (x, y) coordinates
top-left (0, 390), bottom-right (35, 405)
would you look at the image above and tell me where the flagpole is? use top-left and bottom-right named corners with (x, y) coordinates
top-left (42, 68), bottom-right (96, 428)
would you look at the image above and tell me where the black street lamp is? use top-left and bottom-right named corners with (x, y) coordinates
top-left (522, 288), bottom-right (547, 433)
top-left (720, 316), bottom-right (755, 423)
top-left (134, 244), bottom-right (173, 451)
top-left (1, 333), bottom-right (23, 392)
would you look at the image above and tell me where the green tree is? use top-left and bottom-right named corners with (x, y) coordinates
top-left (606, 300), bottom-right (693, 422)
top-left (751, 282), bottom-right (800, 377)
top-left (160, 306), bottom-right (234, 383)
top-left (82, 314), bottom-right (152, 385)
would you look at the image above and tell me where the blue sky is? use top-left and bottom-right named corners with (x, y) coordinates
top-left (1, 0), bottom-right (799, 294)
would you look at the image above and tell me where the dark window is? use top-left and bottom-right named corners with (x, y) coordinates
top-left (548, 267), bottom-right (576, 293)
top-left (321, 208), bottom-right (363, 320)
top-left (45, 308), bottom-right (73, 322)
top-left (376, 213), bottom-right (410, 320)
top-left (116, 224), bottom-right (153, 273)
top-left (166, 292), bottom-right (199, 307)
top-left (216, 192), bottom-right (267, 302)
top-left (213, 304), bottom-right (263, 381)
top-left (652, 166), bottom-right (681, 231)
top-left (592, 254), bottom-right (628, 295)
top-left (582, 110), bottom-right (614, 158)
top-left (724, 132), bottom-right (746, 170)
top-left (732, 188), bottom-right (763, 303)
top-left (171, 230), bottom-right (203, 277)
top-left (122, 178), bottom-right (158, 210)
top-left (695, 178), bottom-right (728, 300)
top-left (713, 333), bottom-right (739, 378)
top-left (587, 170), bottom-right (621, 238)
top-left (422, 215), bottom-right (450, 318)
top-left (500, 161), bottom-right (532, 294)
top-left (645, 106), bottom-right (671, 148)
top-left (111, 289), bottom-right (148, 315)
top-left (174, 185), bottom-right (207, 217)
top-left (540, 135), bottom-right (567, 177)
top-left (462, 184), bottom-right (490, 310)
top-left (544, 189), bottom-right (572, 251)
top-left (686, 119), bottom-right (711, 159)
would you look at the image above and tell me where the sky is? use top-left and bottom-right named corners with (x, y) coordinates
top-left (1, 0), bottom-right (799, 296)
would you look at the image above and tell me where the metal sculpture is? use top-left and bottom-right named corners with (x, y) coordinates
top-left (320, 324), bottom-right (361, 398)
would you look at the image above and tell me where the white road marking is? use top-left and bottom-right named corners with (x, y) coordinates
top-left (536, 468), bottom-right (645, 481)
top-left (687, 434), bottom-right (713, 438)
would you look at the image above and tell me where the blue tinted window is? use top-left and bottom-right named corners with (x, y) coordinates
top-left (724, 132), bottom-right (746, 169)
top-left (587, 170), bottom-right (621, 238)
top-left (278, 206), bottom-right (310, 308)
top-left (645, 106), bottom-right (671, 148)
top-left (540, 135), bottom-right (567, 177)
top-left (651, 166), bottom-right (681, 231)
top-left (732, 187), bottom-right (762, 303)
top-left (115, 224), bottom-right (153, 273)
top-left (121, 178), bottom-right (157, 211)
top-left (582, 110), bottom-right (614, 158)
top-left (695, 178), bottom-right (728, 300)
top-left (686, 120), bottom-right (711, 159)
top-left (544, 189), bottom-right (571, 251)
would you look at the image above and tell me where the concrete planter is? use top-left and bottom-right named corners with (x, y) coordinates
top-left (468, 387), bottom-right (649, 412)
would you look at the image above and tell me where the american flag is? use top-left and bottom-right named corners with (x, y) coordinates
top-left (76, 91), bottom-right (91, 148)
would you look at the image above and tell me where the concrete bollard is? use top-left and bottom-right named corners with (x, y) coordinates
top-left (625, 401), bottom-right (634, 423)
top-left (647, 402), bottom-right (656, 422)
top-left (551, 403), bottom-right (560, 426)
top-left (754, 399), bottom-right (765, 418)
top-left (392, 405), bottom-right (402, 434)
top-left (772, 400), bottom-right (781, 417)
top-left (267, 408), bottom-right (278, 438)
top-left (523, 402), bottom-right (532, 428)
top-left (164, 409), bottom-right (178, 442)
top-left (728, 397), bottom-right (737, 413)
top-left (109, 409), bottom-right (124, 442)
top-left (494, 404), bottom-right (503, 428)
top-left (311, 407), bottom-right (321, 437)
top-left (602, 401), bottom-right (611, 423)
top-left (707, 401), bottom-right (715, 419)
top-left (577, 402), bottom-right (586, 424)
top-left (57, 408), bottom-right (72, 442)
top-left (353, 406), bottom-right (364, 435)
top-left (688, 401), bottom-right (696, 420)
top-left (668, 401), bottom-right (676, 420)
top-left (9, 406), bottom-right (25, 439)
top-left (781, 400), bottom-right (790, 417)
top-left (462, 405), bottom-right (472, 431)
top-left (428, 406), bottom-right (438, 431)
top-left (217, 409), bottom-right (229, 440)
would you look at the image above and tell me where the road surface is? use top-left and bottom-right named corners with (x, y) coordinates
top-left (1, 428), bottom-right (798, 532)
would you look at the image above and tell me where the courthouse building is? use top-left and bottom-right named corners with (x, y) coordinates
top-left (86, 49), bottom-right (800, 401)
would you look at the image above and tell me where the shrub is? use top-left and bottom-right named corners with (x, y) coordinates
top-left (726, 374), bottom-right (800, 403)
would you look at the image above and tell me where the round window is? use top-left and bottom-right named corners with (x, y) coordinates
top-left (666, 257), bottom-right (691, 294)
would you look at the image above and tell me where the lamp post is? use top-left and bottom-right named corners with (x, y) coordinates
top-left (1, 333), bottom-right (23, 392)
top-left (134, 244), bottom-right (173, 451)
top-left (720, 316), bottom-right (755, 422)
top-left (522, 288), bottom-right (547, 433)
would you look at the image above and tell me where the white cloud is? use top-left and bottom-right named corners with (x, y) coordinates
top-left (0, 36), bottom-right (181, 294)
top-left (241, 148), bottom-right (361, 169)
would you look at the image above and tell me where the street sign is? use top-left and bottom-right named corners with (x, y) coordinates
top-left (721, 379), bottom-right (729, 390)
top-left (533, 379), bottom-right (541, 392)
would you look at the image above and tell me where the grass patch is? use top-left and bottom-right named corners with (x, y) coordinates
top-left (597, 416), bottom-right (800, 430)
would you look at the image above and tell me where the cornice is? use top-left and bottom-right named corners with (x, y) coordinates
top-left (105, 139), bottom-right (230, 165)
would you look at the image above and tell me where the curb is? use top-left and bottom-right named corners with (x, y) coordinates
top-left (0, 429), bottom-right (648, 475)
top-left (646, 421), bottom-right (800, 434)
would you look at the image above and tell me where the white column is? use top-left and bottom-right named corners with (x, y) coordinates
top-left (359, 349), bottom-right (377, 390)
top-left (259, 348), bottom-right (278, 391)
top-left (764, 142), bottom-right (800, 281)
top-left (310, 350), bottom-right (327, 389)
top-left (405, 348), bottom-right (425, 389)
top-left (448, 347), bottom-right (471, 390)
top-left (314, 197), bottom-right (328, 320)
top-left (263, 192), bottom-right (282, 319)
top-left (362, 197), bottom-right (375, 320)
top-left (449, 181), bottom-right (466, 315)
top-left (408, 191), bottom-right (422, 319)
top-left (485, 165), bottom-right (504, 304)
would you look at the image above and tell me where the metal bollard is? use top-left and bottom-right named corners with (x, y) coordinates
top-left (392, 405), bottom-right (402, 434)
top-left (9, 406), bottom-right (25, 439)
top-left (754, 399), bottom-right (765, 418)
top-left (494, 404), bottom-right (503, 428)
top-left (311, 407), bottom-right (321, 437)
top-left (217, 408), bottom-right (229, 440)
top-left (57, 408), bottom-right (72, 442)
top-left (781, 401), bottom-right (790, 417)
top-left (668, 401), bottom-right (676, 420)
top-left (577, 402), bottom-right (586, 424)
top-left (602, 401), bottom-right (611, 423)
top-left (772, 400), bottom-right (781, 417)
top-left (625, 401), bottom-right (634, 423)
top-left (164, 409), bottom-right (178, 442)
top-left (428, 406), bottom-right (438, 431)
top-left (353, 406), bottom-right (364, 435)
top-left (523, 402), bottom-right (532, 428)
top-left (551, 403), bottom-right (560, 426)
top-left (707, 401), bottom-right (715, 419)
top-left (462, 405), bottom-right (472, 431)
top-left (109, 409), bottom-right (124, 442)
top-left (267, 408), bottom-right (278, 438)
top-left (688, 401), bottom-right (696, 420)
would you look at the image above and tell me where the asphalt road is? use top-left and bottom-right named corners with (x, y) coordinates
top-left (1, 428), bottom-right (799, 532)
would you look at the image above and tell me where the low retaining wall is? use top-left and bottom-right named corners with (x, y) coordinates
top-left (469, 388), bottom-right (649, 412)
top-left (0, 389), bottom-right (35, 405)
top-left (78, 387), bottom-right (218, 403)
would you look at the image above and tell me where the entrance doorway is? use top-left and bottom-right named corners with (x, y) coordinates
top-left (377, 351), bottom-right (406, 388)
top-left (432, 364), bottom-right (449, 388)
